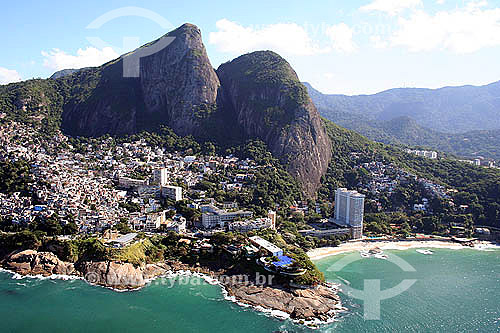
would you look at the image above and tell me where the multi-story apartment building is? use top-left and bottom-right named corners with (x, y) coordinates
top-left (161, 185), bottom-right (183, 202)
top-left (335, 188), bottom-right (366, 239)
top-left (153, 168), bottom-right (169, 186)
top-left (201, 204), bottom-right (253, 229)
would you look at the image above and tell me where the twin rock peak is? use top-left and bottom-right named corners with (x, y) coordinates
top-left (59, 23), bottom-right (332, 197)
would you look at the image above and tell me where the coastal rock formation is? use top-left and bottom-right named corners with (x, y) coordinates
top-left (3, 250), bottom-right (78, 276)
top-left (216, 51), bottom-right (332, 197)
top-left (61, 23), bottom-right (220, 137)
top-left (226, 283), bottom-right (343, 322)
top-left (1, 249), bottom-right (170, 290)
top-left (1, 249), bottom-right (343, 323)
top-left (78, 261), bottom-right (169, 290)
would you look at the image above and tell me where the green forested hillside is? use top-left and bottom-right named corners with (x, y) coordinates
top-left (326, 112), bottom-right (500, 161)
top-left (307, 82), bottom-right (500, 161)
top-left (319, 118), bottom-right (500, 228)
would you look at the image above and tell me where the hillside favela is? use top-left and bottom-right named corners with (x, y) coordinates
top-left (0, 1), bottom-right (499, 332)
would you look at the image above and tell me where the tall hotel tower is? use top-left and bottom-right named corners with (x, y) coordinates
top-left (335, 188), bottom-right (366, 239)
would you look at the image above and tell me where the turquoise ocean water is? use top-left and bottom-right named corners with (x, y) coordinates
top-left (1, 248), bottom-right (499, 332)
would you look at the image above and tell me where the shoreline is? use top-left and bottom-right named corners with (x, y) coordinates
top-left (0, 261), bottom-right (343, 328)
top-left (307, 239), bottom-right (500, 261)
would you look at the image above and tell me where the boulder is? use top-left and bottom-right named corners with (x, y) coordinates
top-left (4, 250), bottom-right (77, 276)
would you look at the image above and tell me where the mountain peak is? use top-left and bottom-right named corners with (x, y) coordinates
top-left (61, 23), bottom-right (219, 137)
top-left (14, 24), bottom-right (333, 197)
top-left (165, 22), bottom-right (201, 38)
top-left (217, 51), bottom-right (332, 197)
top-left (219, 51), bottom-right (301, 86)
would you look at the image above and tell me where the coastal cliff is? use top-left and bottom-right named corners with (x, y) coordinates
top-left (226, 282), bottom-right (343, 322)
top-left (216, 51), bottom-right (332, 197)
top-left (2, 250), bottom-right (169, 289)
top-left (78, 261), bottom-right (169, 289)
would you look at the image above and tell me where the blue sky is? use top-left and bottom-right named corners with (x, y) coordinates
top-left (1, 0), bottom-right (500, 94)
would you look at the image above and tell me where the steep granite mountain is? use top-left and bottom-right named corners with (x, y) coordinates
top-left (60, 23), bottom-right (220, 137)
top-left (304, 81), bottom-right (500, 133)
top-left (217, 51), bottom-right (332, 197)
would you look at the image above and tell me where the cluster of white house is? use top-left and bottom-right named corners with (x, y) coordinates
top-left (228, 216), bottom-right (276, 233)
top-left (459, 158), bottom-right (496, 168)
top-left (119, 168), bottom-right (183, 203)
top-left (413, 198), bottom-right (430, 212)
top-left (117, 162), bottom-right (281, 234)
top-left (131, 210), bottom-right (187, 233)
top-left (405, 149), bottom-right (438, 159)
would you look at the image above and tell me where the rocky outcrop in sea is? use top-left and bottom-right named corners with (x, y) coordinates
top-left (1, 250), bottom-right (344, 324)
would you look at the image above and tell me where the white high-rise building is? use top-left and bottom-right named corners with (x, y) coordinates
top-left (335, 188), bottom-right (365, 239)
top-left (162, 185), bottom-right (183, 202)
top-left (267, 210), bottom-right (277, 230)
top-left (153, 168), bottom-right (169, 186)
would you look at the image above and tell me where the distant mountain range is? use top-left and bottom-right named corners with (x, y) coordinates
top-left (305, 83), bottom-right (500, 160)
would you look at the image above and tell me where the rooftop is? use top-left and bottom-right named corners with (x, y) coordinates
top-left (249, 236), bottom-right (282, 254)
top-left (114, 233), bottom-right (138, 244)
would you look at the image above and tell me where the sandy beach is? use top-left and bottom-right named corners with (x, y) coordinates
top-left (307, 239), bottom-right (499, 260)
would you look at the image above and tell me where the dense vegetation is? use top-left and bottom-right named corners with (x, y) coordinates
top-left (320, 112), bottom-right (500, 161)
top-left (0, 159), bottom-right (32, 195)
top-left (306, 82), bottom-right (500, 161)
top-left (191, 140), bottom-right (303, 215)
top-left (0, 79), bottom-right (65, 137)
top-left (0, 231), bottom-right (107, 262)
top-left (319, 118), bottom-right (500, 229)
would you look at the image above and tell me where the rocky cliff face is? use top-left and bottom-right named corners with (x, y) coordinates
top-left (226, 283), bottom-right (344, 322)
top-left (3, 250), bottom-right (78, 276)
top-left (61, 23), bottom-right (219, 137)
top-left (78, 261), bottom-right (168, 290)
top-left (216, 51), bottom-right (332, 197)
top-left (139, 23), bottom-right (220, 136)
top-left (2, 250), bottom-right (169, 289)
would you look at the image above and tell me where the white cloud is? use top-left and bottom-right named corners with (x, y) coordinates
top-left (436, 0), bottom-right (445, 4)
top-left (390, 3), bottom-right (500, 53)
top-left (210, 19), bottom-right (358, 56)
top-left (0, 67), bottom-right (22, 85)
top-left (360, 0), bottom-right (422, 16)
top-left (324, 72), bottom-right (335, 79)
top-left (41, 46), bottom-right (119, 71)
top-left (370, 35), bottom-right (389, 49)
top-left (209, 19), bottom-right (329, 56)
top-left (325, 23), bottom-right (358, 53)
